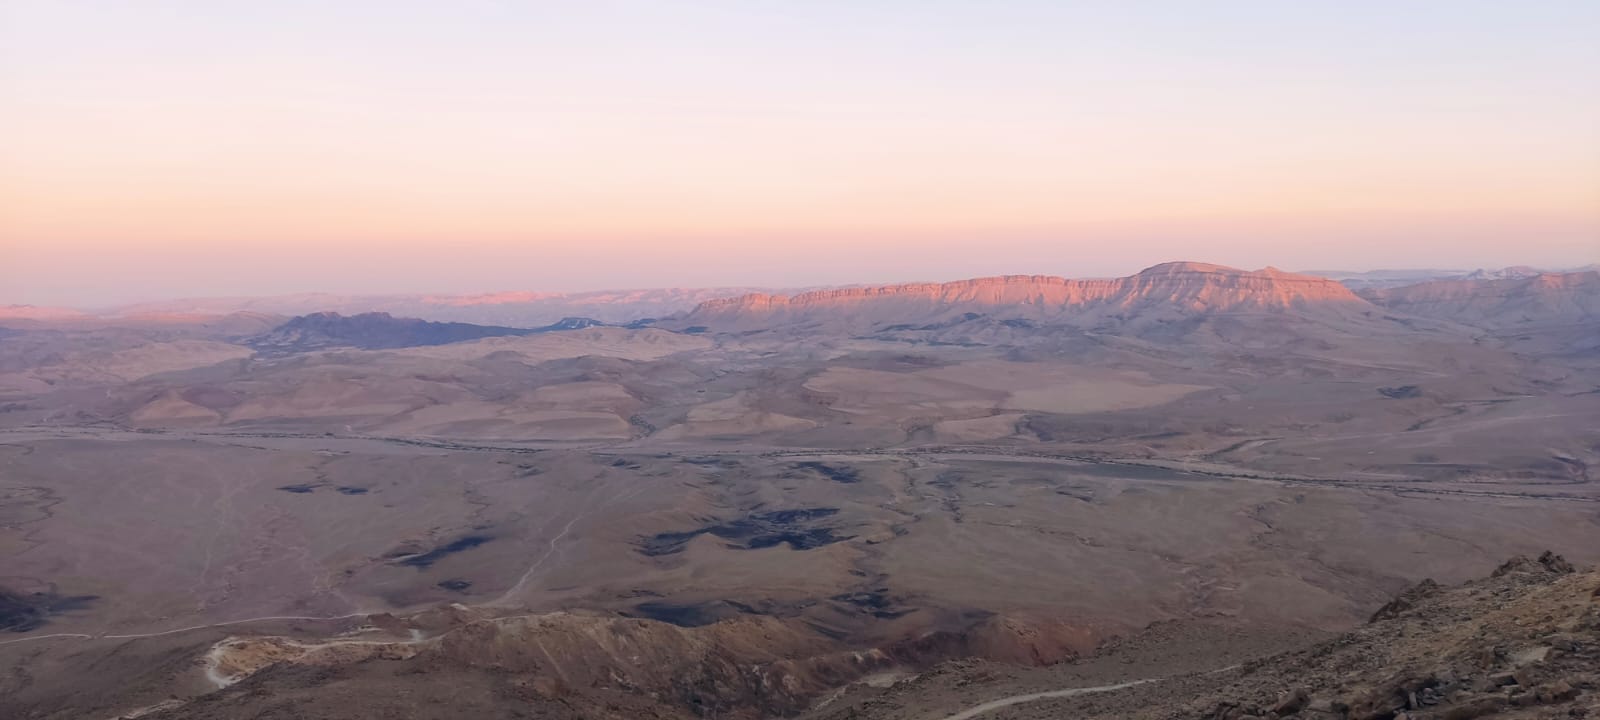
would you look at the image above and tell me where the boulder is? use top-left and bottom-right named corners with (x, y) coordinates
top-left (1270, 688), bottom-right (1309, 715)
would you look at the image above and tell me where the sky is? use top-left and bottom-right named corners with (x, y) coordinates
top-left (2, 1), bottom-right (1598, 307)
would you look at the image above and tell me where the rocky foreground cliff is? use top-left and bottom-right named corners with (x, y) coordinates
top-left (810, 552), bottom-right (1598, 720)
top-left (55, 553), bottom-right (1593, 720)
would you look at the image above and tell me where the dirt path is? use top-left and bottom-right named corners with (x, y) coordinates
top-left (488, 509), bottom-right (588, 606)
top-left (933, 678), bottom-right (1156, 720)
top-left (0, 632), bottom-right (94, 647)
top-left (0, 613), bottom-right (374, 648)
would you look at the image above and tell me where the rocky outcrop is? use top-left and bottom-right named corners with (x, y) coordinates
top-left (1367, 579), bottom-right (1440, 622)
top-left (808, 554), bottom-right (1599, 720)
top-left (1492, 550), bottom-right (1577, 577)
top-left (1191, 552), bottom-right (1597, 720)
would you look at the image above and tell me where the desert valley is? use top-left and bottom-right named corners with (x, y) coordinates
top-left (2, 261), bottom-right (1598, 719)
top-left (8, 1), bottom-right (1598, 715)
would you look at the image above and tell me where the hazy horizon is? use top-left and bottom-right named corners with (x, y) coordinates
top-left (5, 255), bottom-right (1600, 310)
top-left (5, 1), bottom-right (1598, 306)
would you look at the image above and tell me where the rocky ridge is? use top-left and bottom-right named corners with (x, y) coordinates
top-left (1184, 551), bottom-right (1597, 720)
top-left (831, 552), bottom-right (1599, 720)
top-left (160, 554), bottom-right (1600, 720)
top-left (244, 312), bottom-right (538, 354)
top-left (1361, 271), bottom-right (1600, 329)
top-left (95, 604), bottom-right (1100, 720)
top-left (242, 312), bottom-right (621, 354)
top-left (681, 263), bottom-right (1372, 333)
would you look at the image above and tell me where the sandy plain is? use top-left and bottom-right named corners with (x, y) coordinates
top-left (0, 310), bottom-right (1597, 719)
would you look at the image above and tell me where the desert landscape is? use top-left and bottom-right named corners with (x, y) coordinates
top-left (6, 3), bottom-right (1598, 715)
top-left (2, 262), bottom-right (1598, 719)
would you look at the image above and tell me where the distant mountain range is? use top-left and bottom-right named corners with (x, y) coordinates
top-left (1303, 264), bottom-right (1598, 290)
top-left (244, 312), bottom-right (626, 354)
top-left (91, 287), bottom-right (783, 328)
top-left (688, 263), bottom-right (1600, 338)
top-left (1361, 269), bottom-right (1600, 329)
top-left (5, 263), bottom-right (1596, 345)
top-left (212, 261), bottom-right (1599, 353)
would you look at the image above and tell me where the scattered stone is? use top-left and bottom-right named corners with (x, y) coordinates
top-left (1537, 679), bottom-right (1578, 703)
top-left (1546, 633), bottom-right (1581, 652)
top-left (1370, 579), bottom-right (1441, 622)
top-left (1270, 688), bottom-right (1309, 715)
top-left (1493, 551), bottom-right (1575, 578)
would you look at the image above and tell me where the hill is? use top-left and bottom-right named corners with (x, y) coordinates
top-left (243, 312), bottom-right (565, 354)
top-left (1304, 265), bottom-right (1555, 291)
top-left (1361, 270), bottom-right (1600, 330)
top-left (808, 552), bottom-right (1598, 719)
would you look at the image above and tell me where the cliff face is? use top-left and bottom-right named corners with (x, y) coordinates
top-left (1101, 262), bottom-right (1368, 313)
top-left (682, 262), bottom-right (1370, 331)
top-left (1362, 270), bottom-right (1600, 329)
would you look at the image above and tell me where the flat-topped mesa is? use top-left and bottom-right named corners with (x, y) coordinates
top-left (1118, 262), bottom-right (1367, 312)
top-left (691, 275), bottom-right (1114, 313)
top-left (683, 262), bottom-right (1367, 328)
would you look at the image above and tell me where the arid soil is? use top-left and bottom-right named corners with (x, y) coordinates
top-left (1, 264), bottom-right (1596, 718)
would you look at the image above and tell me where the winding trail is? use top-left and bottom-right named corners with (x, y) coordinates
top-left (489, 511), bottom-right (586, 606)
top-left (101, 612), bottom-right (374, 640)
top-left (488, 479), bottom-right (650, 607)
top-left (0, 613), bottom-right (373, 647)
top-left (931, 663), bottom-right (1243, 720)
top-left (933, 678), bottom-right (1155, 720)
top-left (202, 629), bottom-right (429, 688)
top-left (0, 632), bottom-right (93, 647)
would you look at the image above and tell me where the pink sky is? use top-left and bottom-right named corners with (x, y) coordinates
top-left (3, 2), bottom-right (1597, 305)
